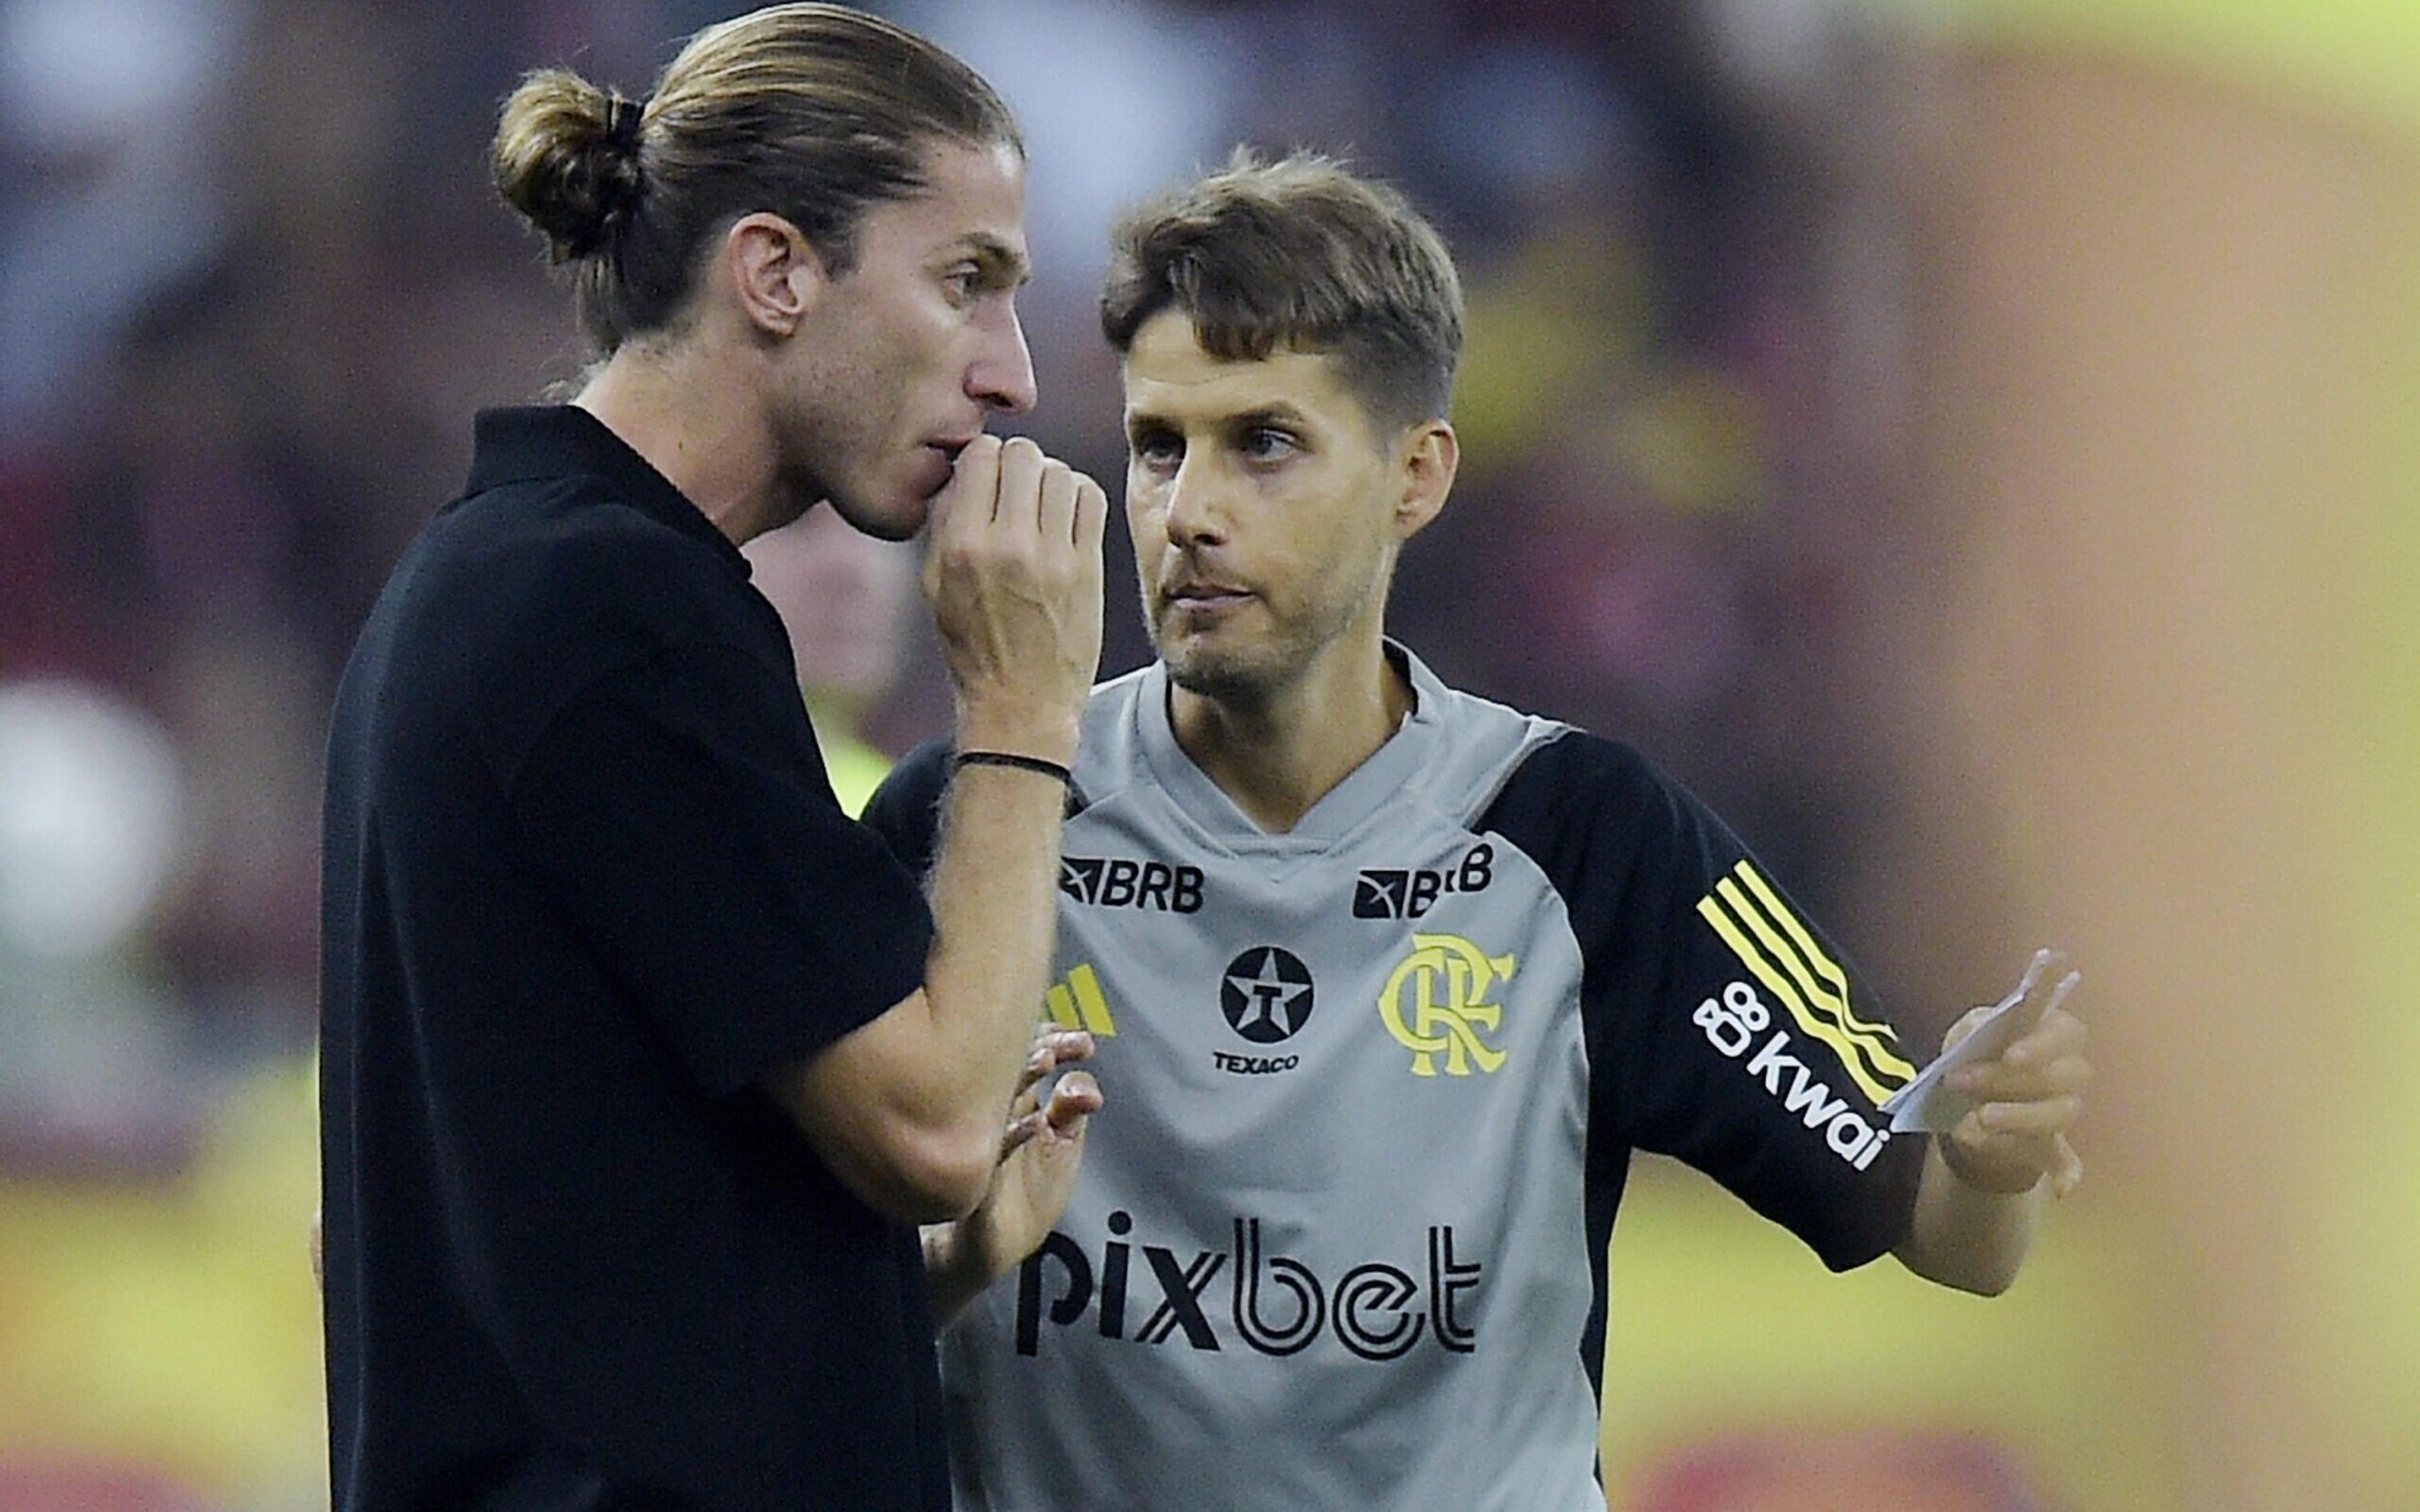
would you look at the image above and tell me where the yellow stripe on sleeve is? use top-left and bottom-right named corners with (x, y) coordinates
top-left (1695, 895), bottom-right (1904, 1106)
top-left (1733, 862), bottom-right (1905, 1046)
top-left (1716, 874), bottom-right (1916, 1082)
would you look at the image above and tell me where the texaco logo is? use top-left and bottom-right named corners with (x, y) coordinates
top-left (1220, 946), bottom-right (1316, 1044)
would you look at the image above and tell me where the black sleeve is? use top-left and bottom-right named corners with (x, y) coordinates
top-left (508, 639), bottom-right (935, 1097)
top-left (1482, 731), bottom-right (1925, 1272)
top-left (860, 737), bottom-right (954, 880)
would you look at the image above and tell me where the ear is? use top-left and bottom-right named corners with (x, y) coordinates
top-left (1392, 420), bottom-right (1458, 542)
top-left (722, 212), bottom-right (826, 339)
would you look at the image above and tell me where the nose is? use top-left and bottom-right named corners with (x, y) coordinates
top-left (969, 303), bottom-right (1039, 417)
top-left (1161, 449), bottom-right (1227, 549)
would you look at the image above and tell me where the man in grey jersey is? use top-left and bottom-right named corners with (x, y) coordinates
top-left (864, 152), bottom-right (2091, 1511)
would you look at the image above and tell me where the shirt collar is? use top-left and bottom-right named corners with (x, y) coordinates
top-left (464, 404), bottom-right (749, 573)
top-left (1133, 641), bottom-right (1445, 850)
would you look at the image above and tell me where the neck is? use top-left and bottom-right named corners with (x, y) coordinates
top-left (1168, 628), bottom-right (1413, 833)
top-left (574, 341), bottom-right (793, 546)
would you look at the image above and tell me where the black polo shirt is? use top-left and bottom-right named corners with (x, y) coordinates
top-left (320, 406), bottom-right (947, 1509)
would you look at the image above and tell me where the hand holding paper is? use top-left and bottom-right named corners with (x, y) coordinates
top-left (1884, 948), bottom-right (2091, 1197)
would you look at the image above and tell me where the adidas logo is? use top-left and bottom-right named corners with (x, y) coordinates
top-left (1044, 963), bottom-right (1117, 1037)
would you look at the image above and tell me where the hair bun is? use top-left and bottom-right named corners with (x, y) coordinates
top-left (492, 68), bottom-right (645, 262)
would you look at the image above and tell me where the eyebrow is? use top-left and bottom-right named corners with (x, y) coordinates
top-left (1123, 402), bottom-right (1316, 440)
top-left (1226, 404), bottom-right (1313, 432)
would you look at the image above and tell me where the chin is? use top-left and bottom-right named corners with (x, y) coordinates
top-left (1160, 639), bottom-right (1282, 704)
top-left (827, 491), bottom-right (925, 544)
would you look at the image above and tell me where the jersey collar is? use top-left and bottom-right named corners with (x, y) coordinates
top-left (464, 405), bottom-right (750, 576)
top-left (1134, 641), bottom-right (1449, 851)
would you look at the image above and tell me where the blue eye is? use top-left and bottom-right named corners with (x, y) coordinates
top-left (1241, 427), bottom-right (1295, 461)
top-left (1131, 431), bottom-right (1182, 468)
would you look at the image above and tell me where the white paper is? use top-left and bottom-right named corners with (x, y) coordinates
top-left (1880, 950), bottom-right (2077, 1134)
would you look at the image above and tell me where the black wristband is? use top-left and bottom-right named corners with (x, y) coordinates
top-left (952, 749), bottom-right (1074, 786)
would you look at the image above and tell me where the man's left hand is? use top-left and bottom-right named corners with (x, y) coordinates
top-left (925, 1028), bottom-right (1101, 1318)
top-left (1936, 968), bottom-right (2091, 1198)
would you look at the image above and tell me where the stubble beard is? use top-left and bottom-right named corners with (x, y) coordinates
top-left (1146, 564), bottom-right (1380, 709)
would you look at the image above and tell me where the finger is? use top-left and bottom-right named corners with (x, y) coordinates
top-left (993, 435), bottom-right (1047, 531)
top-left (2008, 948), bottom-right (2057, 1016)
top-left (1042, 1070), bottom-right (1102, 1135)
top-left (2002, 1004), bottom-right (2086, 1070)
top-left (1013, 1029), bottom-right (1093, 1099)
top-left (1041, 1028), bottom-right (1096, 1064)
top-left (1000, 1107), bottom-right (1048, 1159)
top-left (1005, 1083), bottom-right (1042, 1135)
top-left (931, 435), bottom-right (1003, 542)
top-left (1072, 472), bottom-right (1109, 554)
top-left (1023, 1028), bottom-right (1095, 1075)
top-left (1948, 1005), bottom-right (2085, 1084)
top-left (1974, 1094), bottom-right (2083, 1138)
top-left (1950, 1052), bottom-right (2092, 1102)
top-left (1943, 1114), bottom-right (2059, 1195)
top-left (922, 438), bottom-right (1003, 608)
top-left (1000, 1072), bottom-right (1102, 1159)
top-left (2012, 966), bottom-right (2080, 1045)
top-left (1990, 953), bottom-right (2065, 1047)
top-left (1035, 459), bottom-right (1078, 551)
top-left (2021, 949), bottom-right (2068, 1003)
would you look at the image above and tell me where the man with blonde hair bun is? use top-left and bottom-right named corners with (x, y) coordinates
top-left (865, 151), bottom-right (2095, 1509)
top-left (320, 6), bottom-right (1105, 1508)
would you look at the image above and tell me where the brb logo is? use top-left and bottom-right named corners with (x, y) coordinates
top-left (1354, 844), bottom-right (1494, 920)
top-left (1015, 1213), bottom-right (1482, 1362)
top-left (1061, 856), bottom-right (1204, 914)
top-left (1378, 934), bottom-right (1515, 1077)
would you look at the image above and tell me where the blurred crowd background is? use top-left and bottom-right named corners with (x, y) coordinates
top-left (1, 0), bottom-right (2414, 1508)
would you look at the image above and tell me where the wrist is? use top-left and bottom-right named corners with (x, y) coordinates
top-left (953, 749), bottom-right (1073, 786)
top-left (954, 703), bottom-right (1080, 769)
top-left (938, 1211), bottom-right (1010, 1287)
top-left (924, 1219), bottom-right (1000, 1288)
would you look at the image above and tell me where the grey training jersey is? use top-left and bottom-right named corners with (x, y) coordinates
top-left (864, 648), bottom-right (1923, 1511)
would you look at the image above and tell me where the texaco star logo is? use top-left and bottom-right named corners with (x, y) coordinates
top-left (1220, 946), bottom-right (1316, 1044)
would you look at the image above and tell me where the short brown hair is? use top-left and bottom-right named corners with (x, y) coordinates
top-left (1100, 151), bottom-right (1463, 431)
top-left (492, 3), bottom-right (1020, 354)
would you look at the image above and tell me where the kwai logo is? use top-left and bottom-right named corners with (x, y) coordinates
top-left (1014, 1212), bottom-right (1483, 1362)
top-left (1694, 980), bottom-right (1893, 1170)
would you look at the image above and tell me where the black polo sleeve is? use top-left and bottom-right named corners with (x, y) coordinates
top-left (509, 638), bottom-right (935, 1097)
